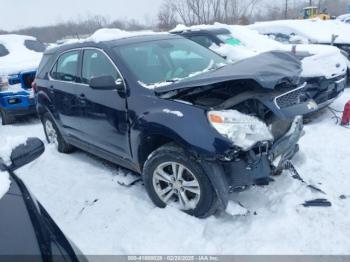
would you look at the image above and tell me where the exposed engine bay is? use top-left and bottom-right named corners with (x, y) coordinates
top-left (172, 79), bottom-right (308, 141)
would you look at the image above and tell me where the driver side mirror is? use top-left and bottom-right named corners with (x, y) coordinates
top-left (89, 75), bottom-right (124, 91)
top-left (10, 138), bottom-right (45, 171)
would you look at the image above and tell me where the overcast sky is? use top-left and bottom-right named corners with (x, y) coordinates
top-left (0, 0), bottom-right (164, 31)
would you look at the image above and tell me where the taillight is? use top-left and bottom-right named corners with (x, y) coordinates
top-left (341, 101), bottom-right (350, 126)
top-left (31, 81), bottom-right (37, 92)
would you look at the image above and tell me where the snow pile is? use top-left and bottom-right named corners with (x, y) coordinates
top-left (0, 35), bottom-right (43, 76)
top-left (210, 43), bottom-right (258, 62)
top-left (50, 28), bottom-right (164, 49)
top-left (250, 19), bottom-right (350, 44)
top-left (296, 44), bottom-right (348, 78)
top-left (214, 23), bottom-right (348, 78)
top-left (172, 23), bottom-right (348, 79)
top-left (87, 28), bottom-right (159, 43)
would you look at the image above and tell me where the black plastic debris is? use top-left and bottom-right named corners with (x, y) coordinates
top-left (340, 195), bottom-right (349, 200)
top-left (302, 199), bottom-right (332, 207)
top-left (117, 178), bottom-right (142, 188)
top-left (286, 161), bottom-right (326, 195)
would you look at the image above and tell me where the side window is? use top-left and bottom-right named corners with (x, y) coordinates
top-left (189, 35), bottom-right (215, 48)
top-left (82, 49), bottom-right (120, 84)
top-left (51, 51), bottom-right (79, 82)
top-left (0, 44), bottom-right (9, 57)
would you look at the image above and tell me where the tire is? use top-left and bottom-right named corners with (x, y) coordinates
top-left (0, 109), bottom-right (15, 125)
top-left (143, 144), bottom-right (218, 218)
top-left (42, 112), bottom-right (74, 153)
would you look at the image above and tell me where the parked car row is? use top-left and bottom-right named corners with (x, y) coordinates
top-left (1, 20), bottom-right (350, 257)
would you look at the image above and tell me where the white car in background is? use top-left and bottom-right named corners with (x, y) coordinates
top-left (249, 19), bottom-right (350, 59)
top-left (337, 14), bottom-right (350, 24)
top-left (172, 23), bottom-right (348, 109)
top-left (0, 34), bottom-right (45, 78)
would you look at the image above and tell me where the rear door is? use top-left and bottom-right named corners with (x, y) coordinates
top-left (78, 48), bottom-right (130, 160)
top-left (49, 50), bottom-right (83, 137)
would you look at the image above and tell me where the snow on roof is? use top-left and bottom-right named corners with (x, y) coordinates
top-left (249, 19), bottom-right (350, 44)
top-left (171, 23), bottom-right (348, 79)
top-left (50, 28), bottom-right (167, 49)
top-left (0, 34), bottom-right (43, 76)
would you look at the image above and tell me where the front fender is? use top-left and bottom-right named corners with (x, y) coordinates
top-left (130, 100), bottom-right (233, 161)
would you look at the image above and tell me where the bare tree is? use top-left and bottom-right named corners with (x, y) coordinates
top-left (158, 0), bottom-right (262, 28)
top-left (158, 0), bottom-right (179, 30)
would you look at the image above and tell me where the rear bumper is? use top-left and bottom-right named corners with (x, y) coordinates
top-left (3, 105), bottom-right (36, 117)
top-left (0, 94), bottom-right (36, 117)
top-left (223, 116), bottom-right (304, 188)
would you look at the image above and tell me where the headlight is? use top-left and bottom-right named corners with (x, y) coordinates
top-left (207, 110), bottom-right (274, 150)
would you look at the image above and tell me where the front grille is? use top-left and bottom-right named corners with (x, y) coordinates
top-left (274, 83), bottom-right (306, 109)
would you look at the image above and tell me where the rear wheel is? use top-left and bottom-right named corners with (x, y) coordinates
top-left (143, 144), bottom-right (218, 218)
top-left (42, 113), bottom-right (74, 153)
top-left (0, 109), bottom-right (15, 125)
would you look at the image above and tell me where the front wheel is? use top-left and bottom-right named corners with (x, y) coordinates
top-left (143, 144), bottom-right (218, 218)
top-left (42, 113), bottom-right (74, 153)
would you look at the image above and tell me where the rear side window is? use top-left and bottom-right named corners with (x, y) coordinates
top-left (0, 44), bottom-right (9, 57)
top-left (189, 35), bottom-right (215, 48)
top-left (81, 49), bottom-right (120, 84)
top-left (37, 54), bottom-right (53, 79)
top-left (24, 40), bottom-right (46, 53)
top-left (51, 51), bottom-right (79, 82)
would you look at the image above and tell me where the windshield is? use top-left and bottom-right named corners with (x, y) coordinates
top-left (115, 38), bottom-right (227, 87)
top-left (24, 40), bottom-right (47, 53)
top-left (216, 34), bottom-right (242, 46)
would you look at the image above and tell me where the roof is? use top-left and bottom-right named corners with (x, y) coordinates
top-left (172, 28), bottom-right (230, 35)
top-left (45, 33), bottom-right (182, 55)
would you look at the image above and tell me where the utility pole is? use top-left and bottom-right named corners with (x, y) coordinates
top-left (285, 0), bottom-right (288, 18)
top-left (309, 0), bottom-right (312, 6)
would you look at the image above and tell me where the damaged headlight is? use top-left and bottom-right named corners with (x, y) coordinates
top-left (207, 110), bottom-right (274, 150)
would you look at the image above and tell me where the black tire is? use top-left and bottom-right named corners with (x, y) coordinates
top-left (0, 109), bottom-right (15, 125)
top-left (42, 112), bottom-right (74, 153)
top-left (143, 144), bottom-right (218, 218)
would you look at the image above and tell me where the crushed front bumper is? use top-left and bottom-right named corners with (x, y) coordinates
top-left (303, 74), bottom-right (347, 109)
top-left (223, 116), bottom-right (304, 189)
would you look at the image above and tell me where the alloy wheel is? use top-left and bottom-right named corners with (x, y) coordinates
top-left (152, 162), bottom-right (201, 210)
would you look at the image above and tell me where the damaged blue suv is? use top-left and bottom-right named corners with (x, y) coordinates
top-left (35, 34), bottom-right (315, 217)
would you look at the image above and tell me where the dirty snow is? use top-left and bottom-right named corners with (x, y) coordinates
top-left (0, 35), bottom-right (43, 76)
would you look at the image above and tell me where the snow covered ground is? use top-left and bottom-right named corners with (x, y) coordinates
top-left (1, 89), bottom-right (350, 255)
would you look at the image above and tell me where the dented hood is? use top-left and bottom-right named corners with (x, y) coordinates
top-left (155, 51), bottom-right (302, 94)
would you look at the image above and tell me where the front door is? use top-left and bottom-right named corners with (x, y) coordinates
top-left (78, 49), bottom-right (130, 160)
